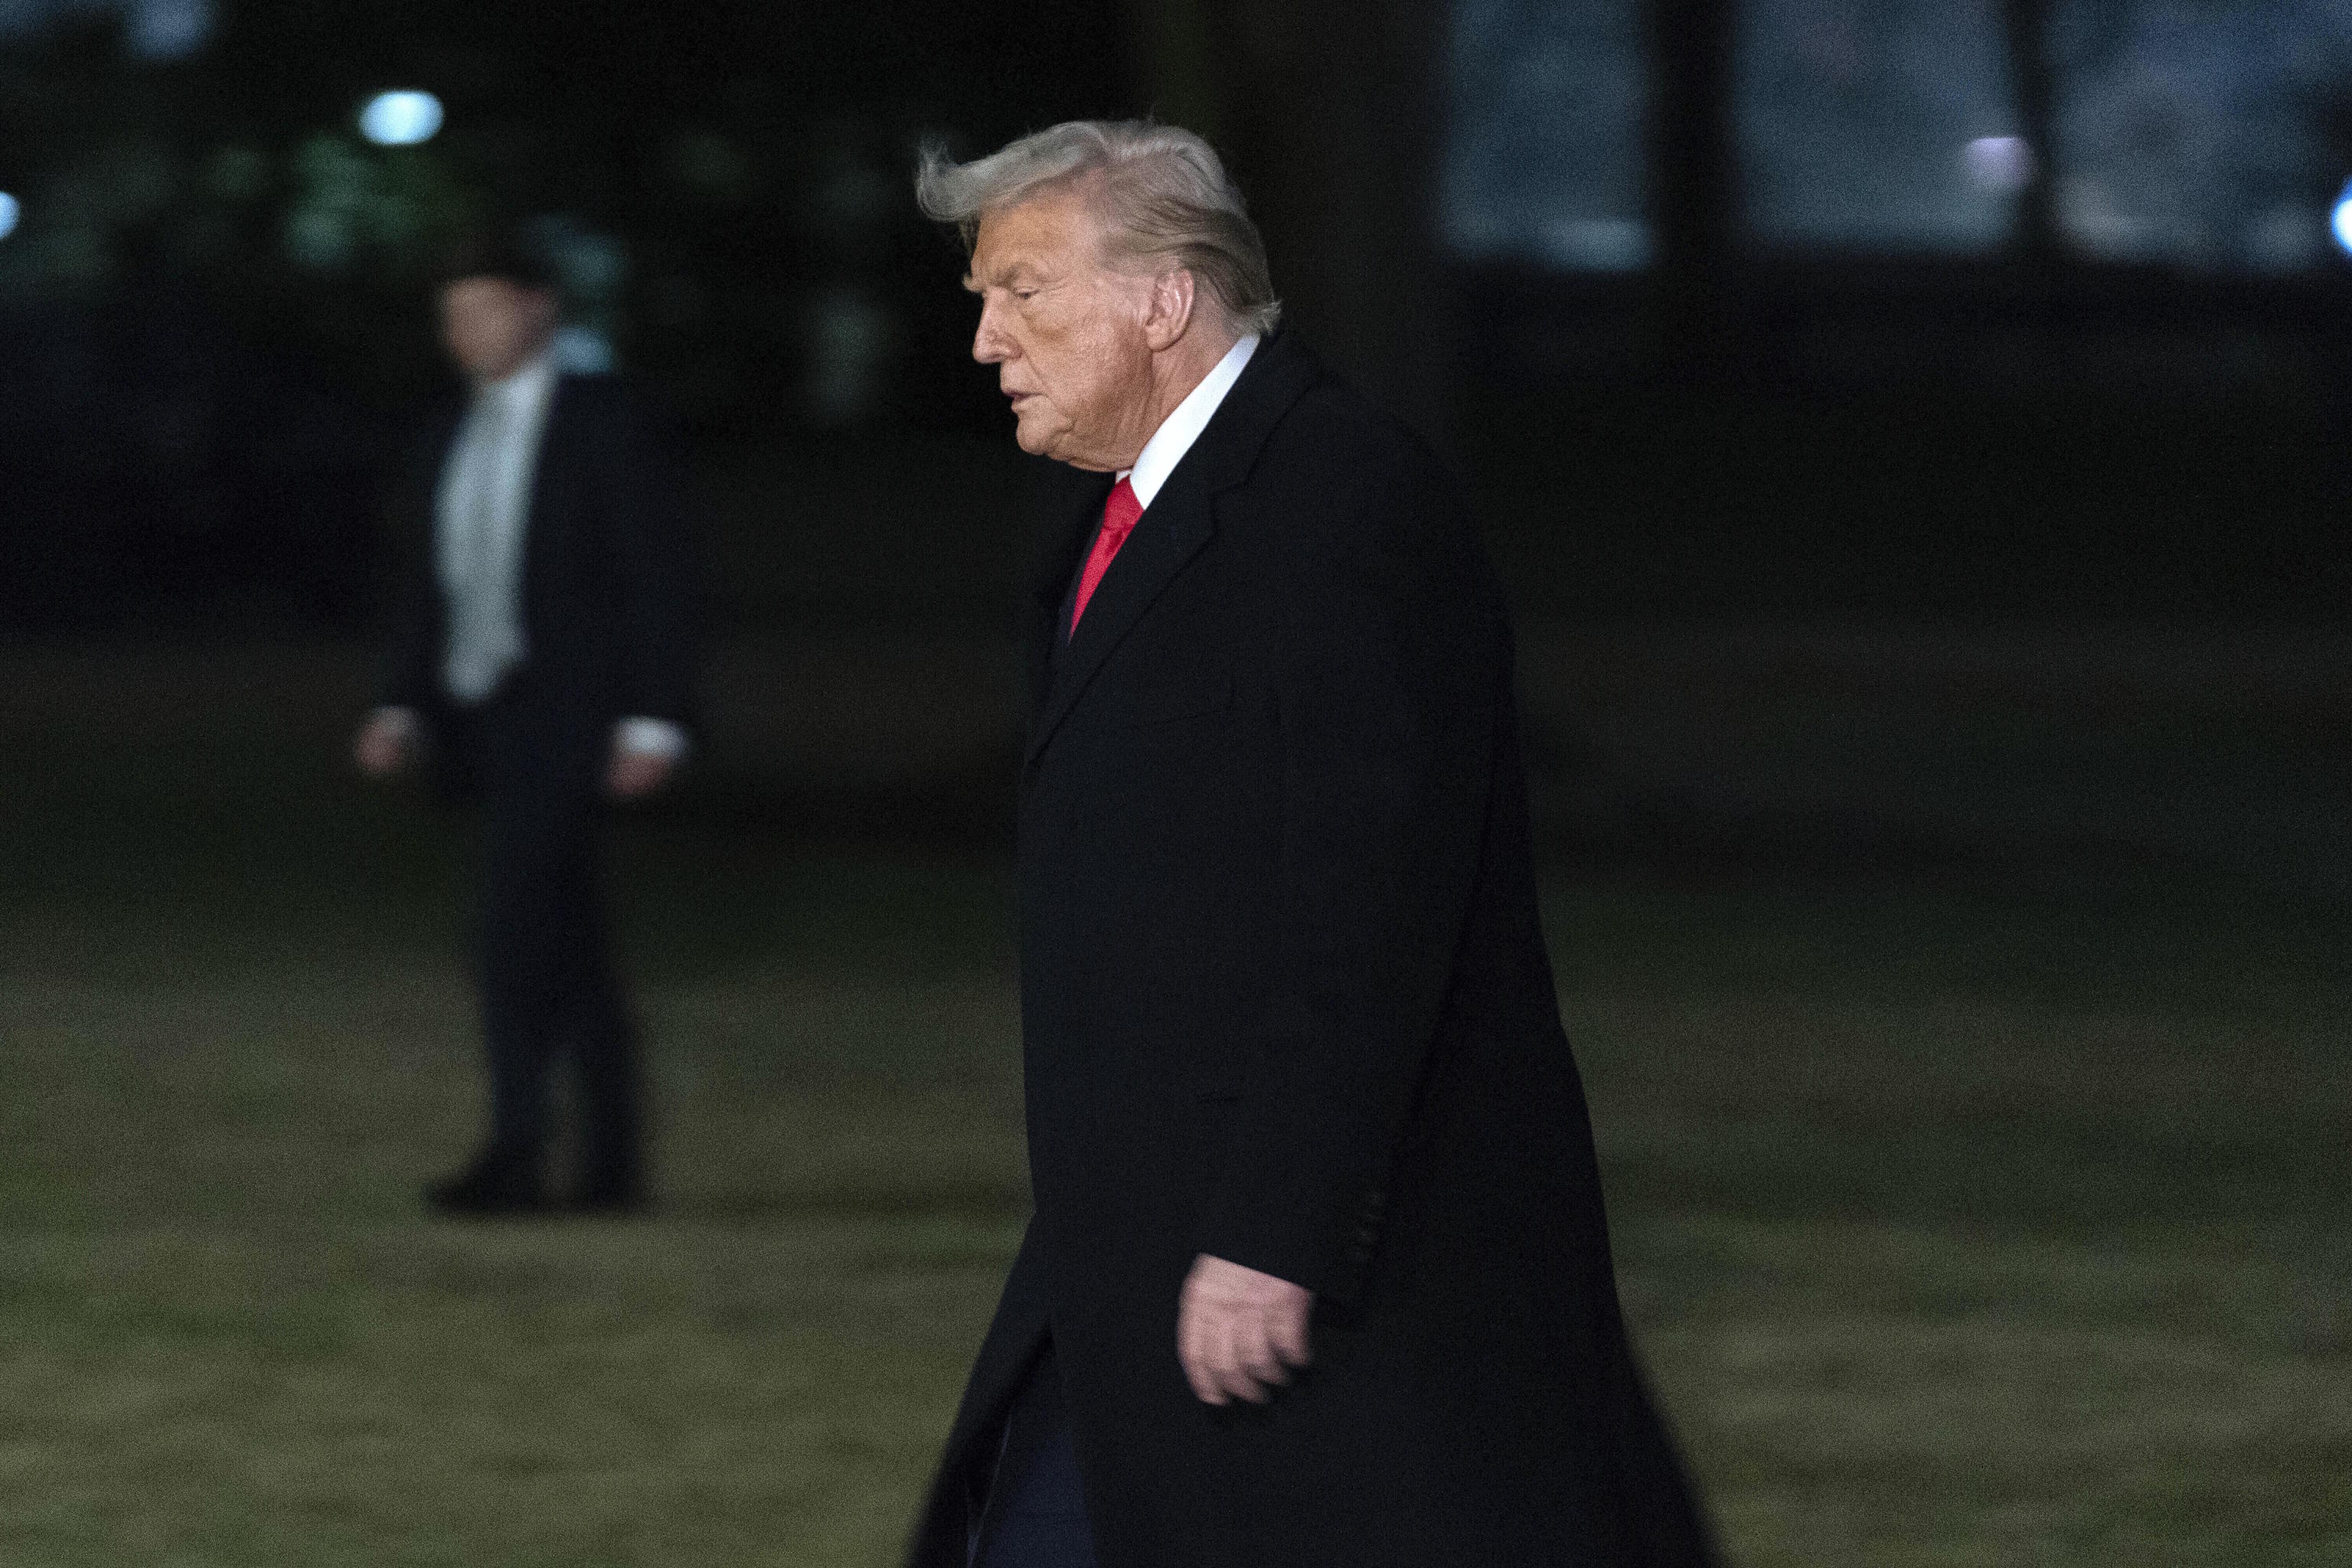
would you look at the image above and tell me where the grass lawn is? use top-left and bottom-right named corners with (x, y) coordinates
top-left (2, 646), bottom-right (2346, 1565)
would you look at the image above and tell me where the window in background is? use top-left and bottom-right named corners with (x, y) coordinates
top-left (1736, 0), bottom-right (2021, 253)
top-left (126, 0), bottom-right (210, 60)
top-left (2052, 1), bottom-right (2352, 273)
top-left (1441, 0), bottom-right (1649, 271)
top-left (0, 0), bottom-right (214, 59)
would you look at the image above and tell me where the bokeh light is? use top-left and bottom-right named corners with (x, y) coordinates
top-left (126, 0), bottom-right (214, 60)
top-left (0, 192), bottom-right (20, 240)
top-left (358, 91), bottom-right (443, 148)
top-left (2332, 179), bottom-right (2352, 258)
top-left (1963, 136), bottom-right (2037, 194)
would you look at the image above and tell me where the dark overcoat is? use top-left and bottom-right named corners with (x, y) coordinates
top-left (909, 334), bottom-right (1716, 1567)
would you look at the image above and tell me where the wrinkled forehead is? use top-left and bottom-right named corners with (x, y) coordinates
top-left (964, 182), bottom-right (1114, 290)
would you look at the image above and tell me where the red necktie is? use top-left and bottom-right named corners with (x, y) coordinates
top-left (1069, 476), bottom-right (1142, 632)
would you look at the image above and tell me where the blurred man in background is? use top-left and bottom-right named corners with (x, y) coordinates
top-left (905, 122), bottom-right (1713, 1568)
top-left (354, 232), bottom-right (697, 1217)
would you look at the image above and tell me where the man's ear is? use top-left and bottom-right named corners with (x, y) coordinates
top-left (1140, 268), bottom-right (1197, 352)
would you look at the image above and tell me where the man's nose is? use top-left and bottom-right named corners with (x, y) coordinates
top-left (972, 302), bottom-right (1014, 365)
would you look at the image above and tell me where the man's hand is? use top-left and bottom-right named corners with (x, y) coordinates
top-left (606, 745), bottom-right (675, 801)
top-left (1178, 1253), bottom-right (1313, 1406)
top-left (353, 710), bottom-right (416, 778)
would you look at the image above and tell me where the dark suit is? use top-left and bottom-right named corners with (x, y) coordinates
top-left (910, 335), bottom-right (1714, 1566)
top-left (382, 371), bottom-right (697, 1197)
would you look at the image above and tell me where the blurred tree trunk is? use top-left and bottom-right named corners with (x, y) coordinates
top-left (2000, 0), bottom-right (2064, 265)
top-left (1122, 0), bottom-right (1452, 446)
top-left (1643, 0), bottom-right (1736, 386)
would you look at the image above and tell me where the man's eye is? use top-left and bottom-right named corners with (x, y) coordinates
top-left (1013, 289), bottom-right (1036, 302)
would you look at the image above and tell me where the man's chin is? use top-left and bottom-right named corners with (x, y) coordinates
top-left (1012, 416), bottom-right (1064, 461)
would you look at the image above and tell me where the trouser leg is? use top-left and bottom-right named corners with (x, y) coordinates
top-left (970, 1341), bottom-right (1098, 1568)
top-left (476, 784), bottom-right (606, 1170)
top-left (567, 944), bottom-right (644, 1194)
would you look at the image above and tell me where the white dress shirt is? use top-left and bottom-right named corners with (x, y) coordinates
top-left (374, 351), bottom-right (685, 762)
top-left (1121, 333), bottom-right (1259, 508)
top-left (439, 351), bottom-right (557, 704)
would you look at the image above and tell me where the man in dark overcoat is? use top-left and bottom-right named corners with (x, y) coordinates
top-left (905, 122), bottom-right (1717, 1567)
top-left (354, 234), bottom-right (697, 1216)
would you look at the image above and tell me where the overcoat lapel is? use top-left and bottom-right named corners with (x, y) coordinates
top-left (426, 403), bottom-right (466, 476)
top-left (517, 374), bottom-right (577, 586)
top-left (414, 403), bottom-right (467, 542)
top-left (1021, 335), bottom-right (1322, 769)
top-left (1023, 468), bottom-right (1215, 767)
top-left (397, 403), bottom-right (469, 663)
top-left (1022, 468), bottom-right (1114, 714)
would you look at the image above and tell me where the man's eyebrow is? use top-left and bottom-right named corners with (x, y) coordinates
top-left (965, 262), bottom-right (1042, 294)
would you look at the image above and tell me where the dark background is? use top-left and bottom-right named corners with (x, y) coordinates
top-left (2, 4), bottom-right (2347, 1564)
top-left (5, 0), bottom-right (2348, 634)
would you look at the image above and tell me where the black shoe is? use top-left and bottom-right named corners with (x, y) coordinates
top-left (424, 1154), bottom-right (552, 1217)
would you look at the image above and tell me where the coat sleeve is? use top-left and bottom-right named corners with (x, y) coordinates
top-left (587, 383), bottom-right (701, 727)
top-left (1195, 448), bottom-right (1506, 1299)
top-left (377, 428), bottom-right (449, 712)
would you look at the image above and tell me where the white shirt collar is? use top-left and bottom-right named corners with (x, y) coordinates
top-left (478, 348), bottom-right (558, 412)
top-left (1122, 333), bottom-right (1259, 511)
